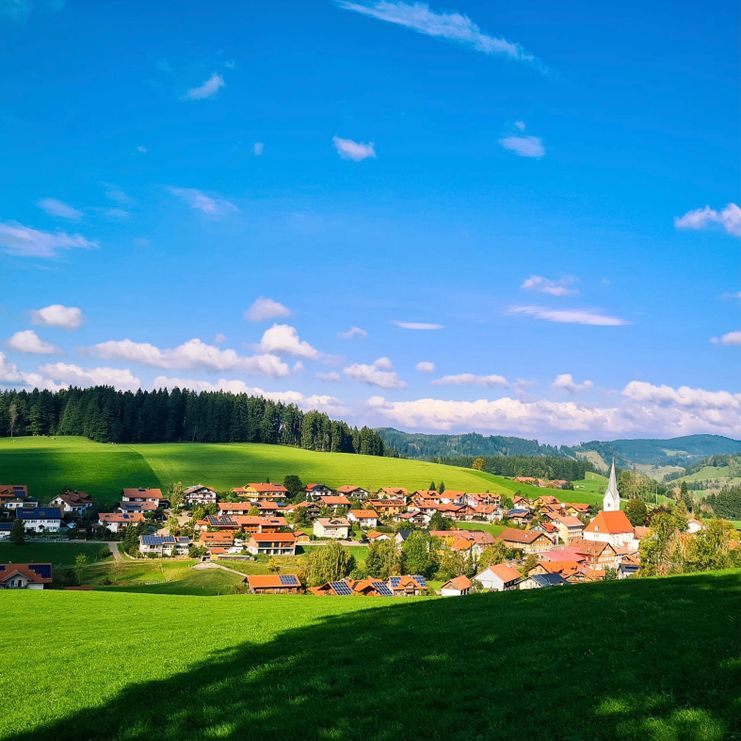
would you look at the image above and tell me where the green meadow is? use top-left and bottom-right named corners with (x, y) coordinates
top-left (0, 436), bottom-right (603, 509)
top-left (1, 569), bottom-right (739, 741)
top-left (0, 541), bottom-right (110, 567)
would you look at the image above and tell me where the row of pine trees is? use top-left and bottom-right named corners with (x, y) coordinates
top-left (0, 387), bottom-right (386, 455)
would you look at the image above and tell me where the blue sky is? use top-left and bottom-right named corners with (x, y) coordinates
top-left (1, 0), bottom-right (739, 442)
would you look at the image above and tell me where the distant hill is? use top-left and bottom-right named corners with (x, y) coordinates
top-left (377, 429), bottom-right (741, 477)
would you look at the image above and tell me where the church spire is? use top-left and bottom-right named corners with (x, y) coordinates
top-left (603, 457), bottom-right (620, 511)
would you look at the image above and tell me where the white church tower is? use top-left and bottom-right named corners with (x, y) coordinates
top-left (603, 459), bottom-right (620, 511)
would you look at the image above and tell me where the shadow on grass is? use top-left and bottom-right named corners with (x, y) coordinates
top-left (14, 572), bottom-right (741, 741)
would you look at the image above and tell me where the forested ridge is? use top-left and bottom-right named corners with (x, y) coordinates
top-left (0, 387), bottom-right (386, 455)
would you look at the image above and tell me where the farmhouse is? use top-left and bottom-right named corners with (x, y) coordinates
top-left (313, 517), bottom-right (351, 539)
top-left (0, 562), bottom-right (52, 589)
top-left (98, 511), bottom-right (144, 533)
top-left (183, 485), bottom-right (218, 505)
top-left (499, 528), bottom-right (553, 554)
top-left (245, 574), bottom-right (304, 594)
top-left (49, 490), bottom-right (93, 517)
top-left (246, 532), bottom-right (297, 556)
top-left (121, 488), bottom-right (165, 505)
top-left (474, 563), bottom-right (522, 592)
top-left (17, 507), bottom-right (63, 533)
top-left (348, 509), bottom-right (379, 528)
top-left (387, 575), bottom-right (427, 596)
top-left (305, 483), bottom-right (333, 499)
top-left (139, 535), bottom-right (191, 556)
top-left (369, 499), bottom-right (406, 517)
top-left (440, 575), bottom-right (472, 597)
top-left (568, 539), bottom-right (621, 569)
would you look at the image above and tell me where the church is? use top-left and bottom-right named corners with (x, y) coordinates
top-left (583, 461), bottom-right (638, 550)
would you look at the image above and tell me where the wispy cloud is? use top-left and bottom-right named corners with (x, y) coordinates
top-left (552, 373), bottom-right (593, 393)
top-left (508, 305), bottom-right (628, 327)
top-left (499, 135), bottom-right (545, 158)
top-left (31, 304), bottom-right (84, 329)
top-left (416, 360), bottom-right (435, 373)
top-left (521, 275), bottom-right (577, 296)
top-left (392, 320), bottom-right (444, 330)
top-left (167, 187), bottom-right (237, 218)
top-left (336, 1), bottom-right (541, 67)
top-left (711, 330), bottom-right (741, 346)
top-left (674, 203), bottom-right (741, 237)
top-left (183, 73), bottom-right (225, 101)
top-left (245, 297), bottom-right (292, 322)
top-left (332, 136), bottom-right (376, 161)
top-left (432, 373), bottom-right (508, 387)
top-left (36, 198), bottom-right (83, 221)
top-left (0, 222), bottom-right (98, 258)
top-left (338, 326), bottom-right (368, 340)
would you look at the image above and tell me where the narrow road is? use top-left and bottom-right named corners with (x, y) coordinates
top-left (192, 561), bottom-right (246, 577)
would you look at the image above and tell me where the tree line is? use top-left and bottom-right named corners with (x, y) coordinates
top-left (0, 387), bottom-right (386, 455)
top-left (442, 454), bottom-right (594, 481)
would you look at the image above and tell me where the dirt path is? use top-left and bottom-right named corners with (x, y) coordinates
top-left (192, 561), bottom-right (246, 577)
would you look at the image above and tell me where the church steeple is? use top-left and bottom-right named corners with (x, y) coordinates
top-left (603, 458), bottom-right (620, 511)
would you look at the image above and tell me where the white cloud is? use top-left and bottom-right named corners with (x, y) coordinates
top-left (0, 352), bottom-right (23, 382)
top-left (253, 142), bottom-right (264, 156)
top-left (711, 331), bottom-right (741, 346)
top-left (674, 203), bottom-right (741, 237)
top-left (168, 187), bottom-right (237, 217)
top-left (183, 73), bottom-right (225, 101)
top-left (432, 373), bottom-right (508, 387)
top-left (345, 356), bottom-right (405, 389)
top-left (258, 324), bottom-right (320, 359)
top-left (499, 135), bottom-right (545, 158)
top-left (338, 326), bottom-right (368, 340)
top-left (507, 305), bottom-right (628, 327)
top-left (336, 1), bottom-right (540, 66)
top-left (521, 275), bottom-right (577, 297)
top-left (36, 198), bottom-right (83, 221)
top-left (514, 120), bottom-right (526, 131)
top-left (317, 371), bottom-right (341, 382)
top-left (92, 338), bottom-right (289, 377)
top-left (416, 360), bottom-right (435, 373)
top-left (552, 373), bottom-right (593, 394)
top-left (245, 297), bottom-right (292, 322)
top-left (27, 363), bottom-right (141, 392)
top-left (332, 136), bottom-right (376, 161)
top-left (0, 222), bottom-right (98, 258)
top-left (153, 375), bottom-right (349, 415)
top-left (30, 304), bottom-right (84, 329)
top-left (392, 320), bottom-right (444, 330)
top-left (7, 330), bottom-right (58, 355)
top-left (368, 380), bottom-right (741, 438)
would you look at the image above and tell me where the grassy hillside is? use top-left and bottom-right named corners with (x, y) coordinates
top-left (0, 542), bottom-right (110, 568)
top-left (0, 436), bottom-right (603, 509)
top-left (2, 570), bottom-right (740, 740)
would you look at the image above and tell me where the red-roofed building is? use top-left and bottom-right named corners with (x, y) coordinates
top-left (246, 532), bottom-right (297, 556)
top-left (0, 563), bottom-right (52, 589)
top-left (347, 509), bottom-right (379, 528)
top-left (499, 528), bottom-right (553, 554)
top-left (583, 510), bottom-right (637, 549)
top-left (245, 574), bottom-right (303, 594)
top-left (474, 563), bottom-right (521, 592)
top-left (440, 575), bottom-right (472, 597)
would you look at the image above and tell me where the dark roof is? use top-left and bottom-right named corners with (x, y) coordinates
top-left (529, 573), bottom-right (568, 587)
top-left (396, 529), bottom-right (412, 540)
top-left (140, 535), bottom-right (192, 546)
top-left (17, 507), bottom-right (61, 520)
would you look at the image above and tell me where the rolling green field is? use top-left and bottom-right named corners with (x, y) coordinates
top-left (0, 541), bottom-right (110, 568)
top-left (2, 569), bottom-right (740, 741)
top-left (0, 436), bottom-right (604, 509)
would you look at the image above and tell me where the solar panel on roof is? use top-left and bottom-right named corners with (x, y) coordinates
top-left (30, 564), bottom-right (52, 579)
top-left (389, 576), bottom-right (401, 587)
top-left (279, 574), bottom-right (298, 586)
top-left (412, 575), bottom-right (427, 586)
top-left (330, 581), bottom-right (352, 595)
top-left (372, 581), bottom-right (393, 596)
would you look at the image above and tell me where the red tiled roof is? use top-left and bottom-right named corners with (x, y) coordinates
top-left (584, 510), bottom-right (633, 535)
top-left (247, 574), bottom-right (302, 589)
top-left (319, 495), bottom-right (352, 506)
top-left (485, 563), bottom-right (522, 582)
top-left (121, 488), bottom-right (163, 499)
top-left (349, 509), bottom-right (378, 519)
top-left (0, 563), bottom-right (52, 585)
top-left (443, 575), bottom-right (472, 591)
top-left (249, 532), bottom-right (296, 543)
top-left (499, 528), bottom-right (549, 544)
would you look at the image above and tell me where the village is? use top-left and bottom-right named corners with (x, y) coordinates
top-left (0, 462), bottom-right (715, 595)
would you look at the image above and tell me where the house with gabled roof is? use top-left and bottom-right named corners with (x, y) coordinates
top-left (583, 510), bottom-right (637, 549)
top-left (246, 532), bottom-right (296, 556)
top-left (347, 509), bottom-right (379, 528)
top-left (568, 539), bottom-right (621, 569)
top-left (49, 490), bottom-right (93, 517)
top-left (376, 487), bottom-right (408, 500)
top-left (313, 517), bottom-right (350, 539)
top-left (519, 573), bottom-right (568, 589)
top-left (554, 515), bottom-right (585, 544)
top-left (367, 499), bottom-right (406, 517)
top-left (499, 527), bottom-right (552, 554)
top-left (387, 575), bottom-right (427, 596)
top-left (139, 535), bottom-right (191, 556)
top-left (17, 507), bottom-right (63, 533)
top-left (121, 488), bottom-right (165, 506)
top-left (305, 483), bottom-right (334, 499)
top-left (474, 563), bottom-right (522, 592)
top-left (0, 562), bottom-right (52, 589)
top-left (98, 511), bottom-right (144, 533)
top-left (232, 483), bottom-right (288, 502)
top-left (318, 495), bottom-right (352, 511)
top-left (183, 485), bottom-right (218, 505)
top-left (440, 575), bottom-right (472, 597)
top-left (336, 485), bottom-right (370, 499)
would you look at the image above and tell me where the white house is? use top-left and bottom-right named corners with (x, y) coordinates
top-left (0, 563), bottom-right (52, 589)
top-left (347, 509), bottom-right (379, 528)
top-left (440, 575), bottom-right (472, 597)
top-left (583, 510), bottom-right (637, 549)
top-left (121, 488), bottom-right (165, 506)
top-left (183, 485), bottom-right (218, 506)
top-left (17, 507), bottom-right (63, 533)
top-left (139, 535), bottom-right (191, 556)
top-left (49, 491), bottom-right (93, 517)
top-left (98, 512), bottom-right (144, 533)
top-left (473, 563), bottom-right (522, 592)
top-left (313, 517), bottom-right (351, 539)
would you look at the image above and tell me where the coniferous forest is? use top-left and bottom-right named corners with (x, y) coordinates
top-left (0, 387), bottom-right (386, 455)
